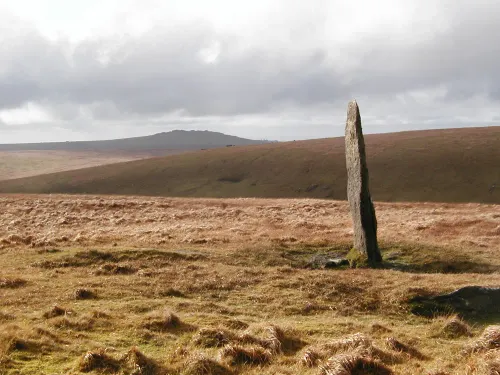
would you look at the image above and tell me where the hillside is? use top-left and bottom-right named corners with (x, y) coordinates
top-left (0, 130), bottom-right (271, 152)
top-left (0, 130), bottom-right (272, 181)
top-left (0, 126), bottom-right (498, 203)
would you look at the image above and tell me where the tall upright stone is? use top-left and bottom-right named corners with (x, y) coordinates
top-left (345, 100), bottom-right (382, 264)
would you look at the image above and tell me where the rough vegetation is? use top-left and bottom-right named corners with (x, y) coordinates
top-left (0, 127), bottom-right (498, 204)
top-left (0, 195), bottom-right (498, 374)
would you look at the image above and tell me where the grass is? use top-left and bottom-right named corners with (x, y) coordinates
top-left (183, 354), bottom-right (233, 375)
top-left (0, 151), bottom-right (147, 181)
top-left (0, 195), bottom-right (498, 374)
top-left (0, 127), bottom-right (498, 203)
top-left (319, 354), bottom-right (394, 375)
top-left (0, 277), bottom-right (27, 289)
top-left (431, 315), bottom-right (473, 339)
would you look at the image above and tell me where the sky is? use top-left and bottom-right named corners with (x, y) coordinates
top-left (0, 0), bottom-right (499, 143)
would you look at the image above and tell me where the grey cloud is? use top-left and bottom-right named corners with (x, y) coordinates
top-left (347, 3), bottom-right (500, 101)
top-left (0, 1), bottom-right (500, 141)
top-left (0, 23), bottom-right (345, 117)
top-left (66, 34), bottom-right (342, 116)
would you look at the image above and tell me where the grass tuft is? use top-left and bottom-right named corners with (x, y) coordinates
top-left (262, 325), bottom-right (306, 354)
top-left (74, 288), bottom-right (97, 300)
top-left (183, 353), bottom-right (233, 375)
top-left (0, 327), bottom-right (57, 357)
top-left (384, 337), bottom-right (427, 360)
top-left (78, 348), bottom-right (121, 373)
top-left (158, 287), bottom-right (186, 298)
top-left (464, 349), bottom-right (500, 375)
top-left (49, 316), bottom-right (96, 331)
top-left (301, 347), bottom-right (325, 367)
top-left (5, 337), bottom-right (39, 353)
top-left (193, 328), bottom-right (235, 348)
top-left (122, 347), bottom-right (159, 375)
top-left (95, 263), bottom-right (137, 275)
top-left (0, 277), bottom-right (27, 288)
top-left (143, 310), bottom-right (182, 332)
top-left (223, 319), bottom-right (249, 330)
top-left (371, 324), bottom-right (392, 334)
top-left (324, 333), bottom-right (373, 353)
top-left (219, 344), bottom-right (271, 366)
top-left (319, 354), bottom-right (394, 375)
top-left (43, 305), bottom-right (72, 319)
top-left (322, 333), bottom-right (403, 365)
top-left (434, 315), bottom-right (473, 339)
top-left (0, 312), bottom-right (15, 322)
top-left (464, 325), bottom-right (500, 354)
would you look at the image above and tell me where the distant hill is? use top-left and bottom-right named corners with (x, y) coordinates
top-left (0, 130), bottom-right (273, 152)
top-left (0, 126), bottom-right (498, 204)
top-left (0, 130), bottom-right (273, 181)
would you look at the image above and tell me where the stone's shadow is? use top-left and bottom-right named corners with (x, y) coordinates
top-left (280, 242), bottom-right (499, 274)
top-left (378, 242), bottom-right (499, 274)
top-left (380, 259), bottom-right (499, 274)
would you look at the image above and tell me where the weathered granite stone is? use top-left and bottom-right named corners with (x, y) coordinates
top-left (409, 286), bottom-right (500, 317)
top-left (345, 100), bottom-right (382, 264)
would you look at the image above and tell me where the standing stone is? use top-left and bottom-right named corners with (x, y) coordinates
top-left (345, 100), bottom-right (382, 264)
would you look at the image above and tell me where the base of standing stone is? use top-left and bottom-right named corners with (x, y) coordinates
top-left (346, 247), bottom-right (381, 267)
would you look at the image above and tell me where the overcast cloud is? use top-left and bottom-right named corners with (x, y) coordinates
top-left (0, 0), bottom-right (499, 142)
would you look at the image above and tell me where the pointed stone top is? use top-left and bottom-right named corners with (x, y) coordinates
top-left (347, 99), bottom-right (359, 112)
top-left (346, 99), bottom-right (361, 126)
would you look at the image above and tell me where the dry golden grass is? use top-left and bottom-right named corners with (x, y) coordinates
top-left (0, 277), bottom-right (27, 289)
top-left (319, 353), bottom-right (394, 375)
top-left (464, 326), bottom-right (500, 354)
top-left (193, 328), bottom-right (236, 348)
top-left (464, 350), bottom-right (500, 375)
top-left (122, 347), bottom-right (161, 375)
top-left (78, 348), bottom-right (121, 373)
top-left (0, 194), bottom-right (498, 374)
top-left (432, 315), bottom-right (473, 339)
top-left (142, 310), bottom-right (185, 332)
top-left (183, 353), bottom-right (233, 375)
top-left (43, 305), bottom-right (72, 319)
top-left (219, 344), bottom-right (272, 366)
top-left (0, 195), bottom-right (498, 258)
top-left (384, 337), bottom-right (427, 360)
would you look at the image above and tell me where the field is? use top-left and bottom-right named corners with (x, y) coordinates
top-left (0, 127), bottom-right (498, 204)
top-left (0, 151), bottom-right (150, 181)
top-left (0, 194), bottom-right (499, 374)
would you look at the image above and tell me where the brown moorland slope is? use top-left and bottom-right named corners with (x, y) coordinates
top-left (0, 195), bottom-right (498, 374)
top-left (0, 126), bottom-right (498, 203)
